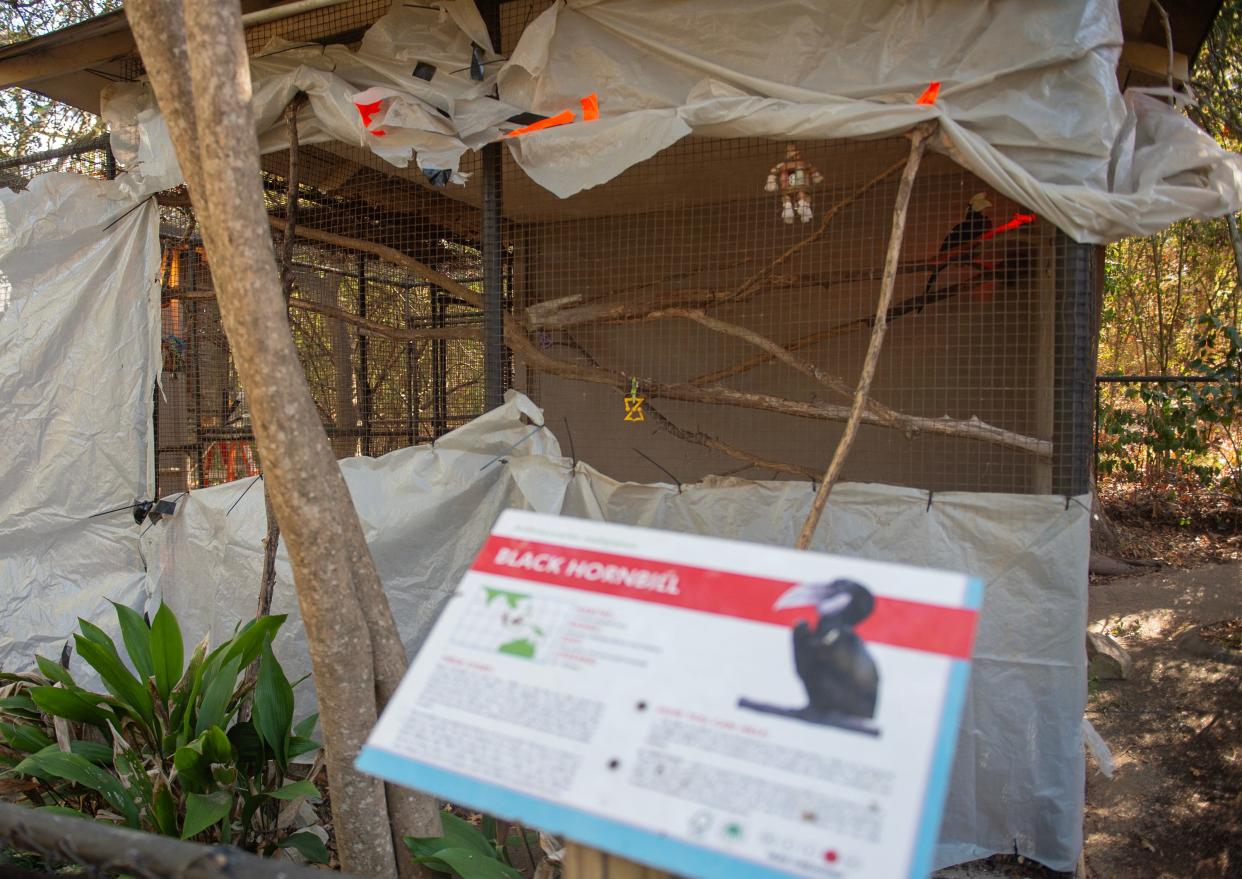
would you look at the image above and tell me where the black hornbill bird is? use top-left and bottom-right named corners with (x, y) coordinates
top-left (922, 191), bottom-right (992, 297)
top-left (739, 579), bottom-right (880, 734)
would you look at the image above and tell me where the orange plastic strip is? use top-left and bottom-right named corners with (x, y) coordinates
top-left (354, 99), bottom-right (383, 127)
top-left (980, 212), bottom-right (1037, 241)
top-left (916, 81), bottom-right (941, 106)
top-left (579, 92), bottom-right (599, 121)
top-left (504, 108), bottom-right (576, 138)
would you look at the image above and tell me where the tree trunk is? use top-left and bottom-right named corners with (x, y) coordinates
top-left (125, 2), bottom-right (439, 876)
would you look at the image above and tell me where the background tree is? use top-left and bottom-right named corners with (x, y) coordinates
top-left (0, 1), bottom-right (119, 157)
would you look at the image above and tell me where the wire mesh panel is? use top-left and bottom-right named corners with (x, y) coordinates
top-left (498, 136), bottom-right (1064, 494)
top-left (155, 144), bottom-right (487, 495)
top-left (153, 132), bottom-right (1084, 497)
top-left (0, 138), bottom-right (111, 190)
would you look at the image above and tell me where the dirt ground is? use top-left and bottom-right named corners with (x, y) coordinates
top-left (1084, 561), bottom-right (1241, 878)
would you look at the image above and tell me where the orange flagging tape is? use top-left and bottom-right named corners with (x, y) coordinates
top-left (980, 212), bottom-right (1037, 241)
top-left (505, 109), bottom-right (576, 138)
top-left (579, 92), bottom-right (599, 121)
top-left (354, 99), bottom-right (383, 127)
top-left (916, 81), bottom-right (941, 105)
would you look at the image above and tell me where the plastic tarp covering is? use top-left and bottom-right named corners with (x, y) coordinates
top-left (497, 0), bottom-right (1242, 243)
top-left (105, 0), bottom-right (1241, 243)
top-left (102, 0), bottom-right (518, 190)
top-left (144, 392), bottom-right (1090, 871)
top-left (0, 174), bottom-right (161, 668)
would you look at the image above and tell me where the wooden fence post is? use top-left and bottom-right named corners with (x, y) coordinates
top-left (563, 843), bottom-right (672, 879)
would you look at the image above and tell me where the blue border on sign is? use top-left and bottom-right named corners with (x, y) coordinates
top-left (358, 576), bottom-right (984, 879)
top-left (356, 747), bottom-right (797, 879)
top-left (906, 576), bottom-right (983, 878)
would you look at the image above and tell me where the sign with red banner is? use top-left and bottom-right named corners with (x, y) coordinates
top-left (359, 510), bottom-right (981, 879)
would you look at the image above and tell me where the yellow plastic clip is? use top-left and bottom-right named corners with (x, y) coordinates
top-left (623, 377), bottom-right (645, 422)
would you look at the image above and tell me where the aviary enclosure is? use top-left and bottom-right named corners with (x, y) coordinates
top-left (148, 135), bottom-right (1095, 502)
top-left (3, 0), bottom-right (1098, 506)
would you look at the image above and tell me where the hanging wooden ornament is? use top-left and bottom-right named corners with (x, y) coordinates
top-left (765, 144), bottom-right (824, 224)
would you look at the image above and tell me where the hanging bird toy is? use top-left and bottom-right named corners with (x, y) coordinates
top-left (623, 377), bottom-right (645, 422)
top-left (765, 144), bottom-right (824, 224)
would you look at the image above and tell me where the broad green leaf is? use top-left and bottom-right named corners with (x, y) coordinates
top-left (68, 739), bottom-right (114, 766)
top-left (194, 654), bottom-right (240, 737)
top-left (0, 721), bottom-right (52, 753)
top-left (29, 686), bottom-right (111, 727)
top-left (220, 615), bottom-right (287, 669)
top-left (441, 812), bottom-right (500, 858)
top-left (170, 634), bottom-right (208, 739)
top-left (253, 640), bottom-right (293, 770)
top-left (403, 835), bottom-right (455, 874)
top-left (150, 604), bottom-right (184, 702)
top-left (32, 749), bottom-right (140, 828)
top-left (110, 601), bottom-right (154, 683)
top-left (227, 720), bottom-right (264, 773)
top-left (288, 736), bottom-right (319, 760)
top-left (426, 847), bottom-right (523, 879)
top-left (279, 831), bottom-right (329, 864)
top-left (77, 619), bottom-right (116, 650)
top-left (181, 790), bottom-right (233, 839)
top-left (267, 779), bottom-right (319, 801)
top-left (292, 713), bottom-right (318, 739)
top-left (152, 777), bottom-right (178, 837)
top-left (34, 655), bottom-right (73, 687)
top-left (201, 725), bottom-right (233, 764)
top-left (114, 747), bottom-right (156, 828)
top-left (73, 634), bottom-right (153, 727)
top-left (173, 743), bottom-right (212, 793)
top-left (0, 695), bottom-right (39, 716)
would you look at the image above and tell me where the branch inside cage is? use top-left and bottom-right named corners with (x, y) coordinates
top-left (170, 287), bottom-right (479, 342)
top-left (265, 213), bottom-right (1050, 460)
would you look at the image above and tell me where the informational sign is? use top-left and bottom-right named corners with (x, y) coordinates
top-left (358, 510), bottom-right (981, 879)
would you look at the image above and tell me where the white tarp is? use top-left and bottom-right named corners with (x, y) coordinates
top-left (104, 0), bottom-right (1242, 243)
top-left (496, 0), bottom-right (1242, 242)
top-left (143, 393), bottom-right (1090, 872)
top-left (0, 174), bottom-right (160, 665)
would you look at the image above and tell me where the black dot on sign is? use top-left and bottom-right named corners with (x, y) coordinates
top-left (607, 759), bottom-right (620, 770)
top-left (636, 701), bottom-right (648, 711)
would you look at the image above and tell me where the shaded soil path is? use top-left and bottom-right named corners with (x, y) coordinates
top-left (1085, 562), bottom-right (1241, 878)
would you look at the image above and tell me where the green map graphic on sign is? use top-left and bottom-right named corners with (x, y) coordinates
top-left (482, 587), bottom-right (546, 660)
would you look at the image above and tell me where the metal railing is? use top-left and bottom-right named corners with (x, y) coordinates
top-left (1094, 373), bottom-right (1221, 482)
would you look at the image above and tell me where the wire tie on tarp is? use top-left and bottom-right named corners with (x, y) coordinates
top-left (635, 448), bottom-right (681, 493)
top-left (225, 474), bottom-right (263, 517)
top-left (926, 490), bottom-right (934, 511)
top-left (478, 424), bottom-right (545, 472)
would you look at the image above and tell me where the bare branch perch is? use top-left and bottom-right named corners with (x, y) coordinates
top-left (796, 123), bottom-right (934, 549)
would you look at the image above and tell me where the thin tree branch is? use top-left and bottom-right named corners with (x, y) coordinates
top-left (650, 307), bottom-right (853, 399)
top-left (796, 123), bottom-right (935, 549)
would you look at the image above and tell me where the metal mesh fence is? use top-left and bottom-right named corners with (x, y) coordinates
top-left (156, 144), bottom-right (488, 494)
top-left (3, 0), bottom-right (1099, 500)
top-left (500, 136), bottom-right (1067, 494)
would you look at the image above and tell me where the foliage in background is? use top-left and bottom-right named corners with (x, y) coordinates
top-left (0, 604), bottom-right (329, 863)
top-left (1098, 0), bottom-right (1242, 506)
top-left (406, 811), bottom-right (552, 879)
top-left (1097, 314), bottom-right (1241, 496)
top-left (0, 1), bottom-right (121, 157)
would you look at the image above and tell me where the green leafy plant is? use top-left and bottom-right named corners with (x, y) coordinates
top-left (0, 603), bottom-right (327, 862)
top-left (406, 812), bottom-right (547, 879)
top-left (1097, 313), bottom-right (1241, 496)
